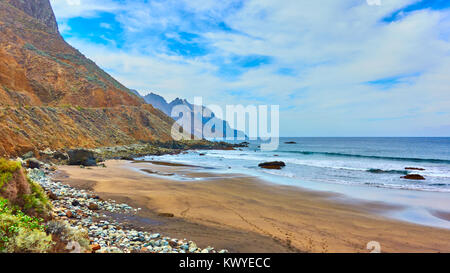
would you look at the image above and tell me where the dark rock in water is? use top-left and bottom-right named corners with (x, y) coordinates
top-left (68, 149), bottom-right (98, 166)
top-left (235, 142), bottom-right (250, 148)
top-left (199, 153), bottom-right (206, 156)
top-left (401, 174), bottom-right (426, 180)
top-left (26, 158), bottom-right (43, 169)
top-left (22, 151), bottom-right (34, 160)
top-left (368, 169), bottom-right (384, 174)
top-left (121, 156), bottom-right (134, 161)
top-left (405, 167), bottom-right (426, 171)
top-left (284, 141), bottom-right (297, 144)
top-left (258, 161), bottom-right (286, 170)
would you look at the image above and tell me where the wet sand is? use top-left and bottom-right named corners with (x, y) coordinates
top-left (54, 160), bottom-right (450, 253)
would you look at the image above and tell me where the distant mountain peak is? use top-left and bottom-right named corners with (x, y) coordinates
top-left (143, 92), bottom-right (247, 140)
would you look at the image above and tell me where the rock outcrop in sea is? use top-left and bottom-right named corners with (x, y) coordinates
top-left (258, 161), bottom-right (286, 170)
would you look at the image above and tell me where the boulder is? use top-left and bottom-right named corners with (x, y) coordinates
top-left (53, 151), bottom-right (69, 161)
top-left (88, 203), bottom-right (100, 211)
top-left (48, 192), bottom-right (59, 200)
top-left (158, 213), bottom-right (175, 218)
top-left (401, 174), bottom-right (426, 180)
top-left (65, 211), bottom-right (73, 218)
top-left (21, 151), bottom-right (34, 160)
top-left (258, 161), bottom-right (286, 170)
top-left (91, 244), bottom-right (101, 252)
top-left (68, 149), bottom-right (98, 166)
top-left (26, 158), bottom-right (43, 169)
top-left (89, 195), bottom-right (101, 200)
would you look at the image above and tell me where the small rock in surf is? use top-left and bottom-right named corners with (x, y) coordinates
top-left (258, 161), bottom-right (286, 170)
top-left (405, 167), bottom-right (426, 171)
top-left (401, 174), bottom-right (426, 180)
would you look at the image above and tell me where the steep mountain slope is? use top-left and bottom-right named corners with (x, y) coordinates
top-left (0, 0), bottom-right (178, 157)
top-left (0, 0), bottom-right (142, 107)
top-left (7, 0), bottom-right (59, 34)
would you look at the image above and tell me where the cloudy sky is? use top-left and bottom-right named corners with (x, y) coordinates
top-left (50, 0), bottom-right (450, 137)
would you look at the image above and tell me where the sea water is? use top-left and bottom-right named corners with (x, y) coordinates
top-left (141, 138), bottom-right (450, 228)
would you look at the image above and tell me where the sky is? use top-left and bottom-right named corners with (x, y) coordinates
top-left (49, 0), bottom-right (450, 137)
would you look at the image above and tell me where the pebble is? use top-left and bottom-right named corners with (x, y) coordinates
top-left (27, 169), bottom-right (228, 254)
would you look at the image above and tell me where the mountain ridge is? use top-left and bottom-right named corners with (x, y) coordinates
top-left (0, 0), bottom-right (180, 157)
top-left (6, 0), bottom-right (59, 34)
top-left (143, 92), bottom-right (247, 139)
top-left (0, 0), bottom-right (143, 107)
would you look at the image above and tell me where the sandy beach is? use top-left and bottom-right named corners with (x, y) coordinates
top-left (54, 160), bottom-right (450, 253)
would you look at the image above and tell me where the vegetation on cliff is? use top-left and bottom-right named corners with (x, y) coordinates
top-left (0, 158), bottom-right (52, 253)
top-left (0, 158), bottom-right (21, 190)
top-left (0, 158), bottom-right (93, 253)
top-left (0, 198), bottom-right (52, 253)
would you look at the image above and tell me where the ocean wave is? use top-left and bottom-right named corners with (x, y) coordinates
top-left (202, 152), bottom-right (450, 177)
top-left (285, 151), bottom-right (450, 164)
top-left (367, 169), bottom-right (409, 175)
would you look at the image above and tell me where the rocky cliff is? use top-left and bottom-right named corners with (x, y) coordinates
top-left (0, 0), bottom-right (143, 107)
top-left (7, 0), bottom-right (59, 34)
top-left (0, 0), bottom-right (178, 157)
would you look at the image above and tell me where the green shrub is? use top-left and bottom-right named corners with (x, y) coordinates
top-left (0, 198), bottom-right (52, 253)
top-left (23, 178), bottom-right (51, 214)
top-left (46, 221), bottom-right (90, 252)
top-left (23, 43), bottom-right (71, 67)
top-left (0, 159), bottom-right (21, 190)
top-left (0, 159), bottom-right (21, 173)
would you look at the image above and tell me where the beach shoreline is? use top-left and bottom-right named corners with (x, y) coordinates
top-left (54, 160), bottom-right (450, 253)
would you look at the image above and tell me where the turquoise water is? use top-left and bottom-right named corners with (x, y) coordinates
top-left (139, 138), bottom-right (450, 228)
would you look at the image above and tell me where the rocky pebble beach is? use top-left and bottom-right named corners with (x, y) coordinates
top-left (27, 168), bottom-right (228, 254)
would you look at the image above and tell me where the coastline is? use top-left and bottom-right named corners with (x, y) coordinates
top-left (54, 160), bottom-right (450, 253)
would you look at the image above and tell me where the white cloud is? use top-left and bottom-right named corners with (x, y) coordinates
top-left (100, 22), bottom-right (112, 29)
top-left (51, 0), bottom-right (450, 136)
top-left (50, 0), bottom-right (120, 19)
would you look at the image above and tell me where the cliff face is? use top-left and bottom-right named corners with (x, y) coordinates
top-left (0, 0), bottom-right (143, 107)
top-left (0, 105), bottom-right (178, 157)
top-left (0, 0), bottom-right (178, 157)
top-left (7, 0), bottom-right (59, 34)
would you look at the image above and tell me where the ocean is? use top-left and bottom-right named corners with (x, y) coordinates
top-left (147, 137), bottom-right (450, 192)
top-left (140, 137), bottom-right (450, 228)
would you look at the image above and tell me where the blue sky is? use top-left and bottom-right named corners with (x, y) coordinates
top-left (50, 0), bottom-right (450, 136)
